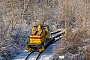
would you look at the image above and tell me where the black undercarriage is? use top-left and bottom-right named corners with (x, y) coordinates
top-left (28, 44), bottom-right (42, 51)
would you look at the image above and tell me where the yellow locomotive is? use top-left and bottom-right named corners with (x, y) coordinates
top-left (26, 25), bottom-right (50, 52)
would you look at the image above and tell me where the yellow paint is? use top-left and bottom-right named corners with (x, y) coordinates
top-left (28, 48), bottom-right (31, 52)
top-left (26, 45), bottom-right (28, 50)
top-left (26, 24), bottom-right (50, 52)
top-left (38, 25), bottom-right (41, 30)
top-left (39, 45), bottom-right (44, 52)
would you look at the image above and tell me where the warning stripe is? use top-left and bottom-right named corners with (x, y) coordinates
top-left (30, 36), bottom-right (45, 39)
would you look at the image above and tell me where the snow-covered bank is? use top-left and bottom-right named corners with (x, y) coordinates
top-left (13, 41), bottom-right (58, 60)
top-left (12, 50), bottom-right (30, 60)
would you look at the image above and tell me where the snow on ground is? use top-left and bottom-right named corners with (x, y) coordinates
top-left (13, 29), bottom-right (62, 60)
top-left (13, 31), bottom-right (61, 60)
top-left (13, 42), bottom-right (58, 60)
top-left (37, 43), bottom-right (56, 60)
top-left (31, 42), bottom-right (58, 60)
top-left (12, 50), bottom-right (30, 60)
top-left (27, 53), bottom-right (39, 60)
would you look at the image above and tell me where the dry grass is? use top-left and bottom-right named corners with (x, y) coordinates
top-left (53, 0), bottom-right (90, 59)
top-left (0, 0), bottom-right (90, 59)
top-left (54, 28), bottom-right (89, 53)
top-left (83, 44), bottom-right (90, 60)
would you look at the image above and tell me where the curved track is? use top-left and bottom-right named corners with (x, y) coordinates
top-left (36, 51), bottom-right (43, 60)
top-left (25, 51), bottom-right (34, 60)
top-left (25, 38), bottom-right (61, 60)
top-left (25, 30), bottom-right (63, 60)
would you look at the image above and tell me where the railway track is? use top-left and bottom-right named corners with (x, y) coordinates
top-left (25, 51), bottom-right (34, 60)
top-left (36, 51), bottom-right (44, 60)
top-left (24, 50), bottom-right (44, 60)
top-left (25, 38), bottom-right (60, 60)
top-left (25, 40), bottom-right (51, 60)
top-left (25, 30), bottom-right (64, 60)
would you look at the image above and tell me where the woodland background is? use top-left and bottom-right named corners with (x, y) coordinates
top-left (0, 0), bottom-right (90, 60)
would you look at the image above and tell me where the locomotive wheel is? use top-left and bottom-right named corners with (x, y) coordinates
top-left (39, 45), bottom-right (44, 52)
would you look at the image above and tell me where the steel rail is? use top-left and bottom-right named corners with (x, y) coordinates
top-left (25, 30), bottom-right (62, 60)
top-left (25, 51), bottom-right (34, 60)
